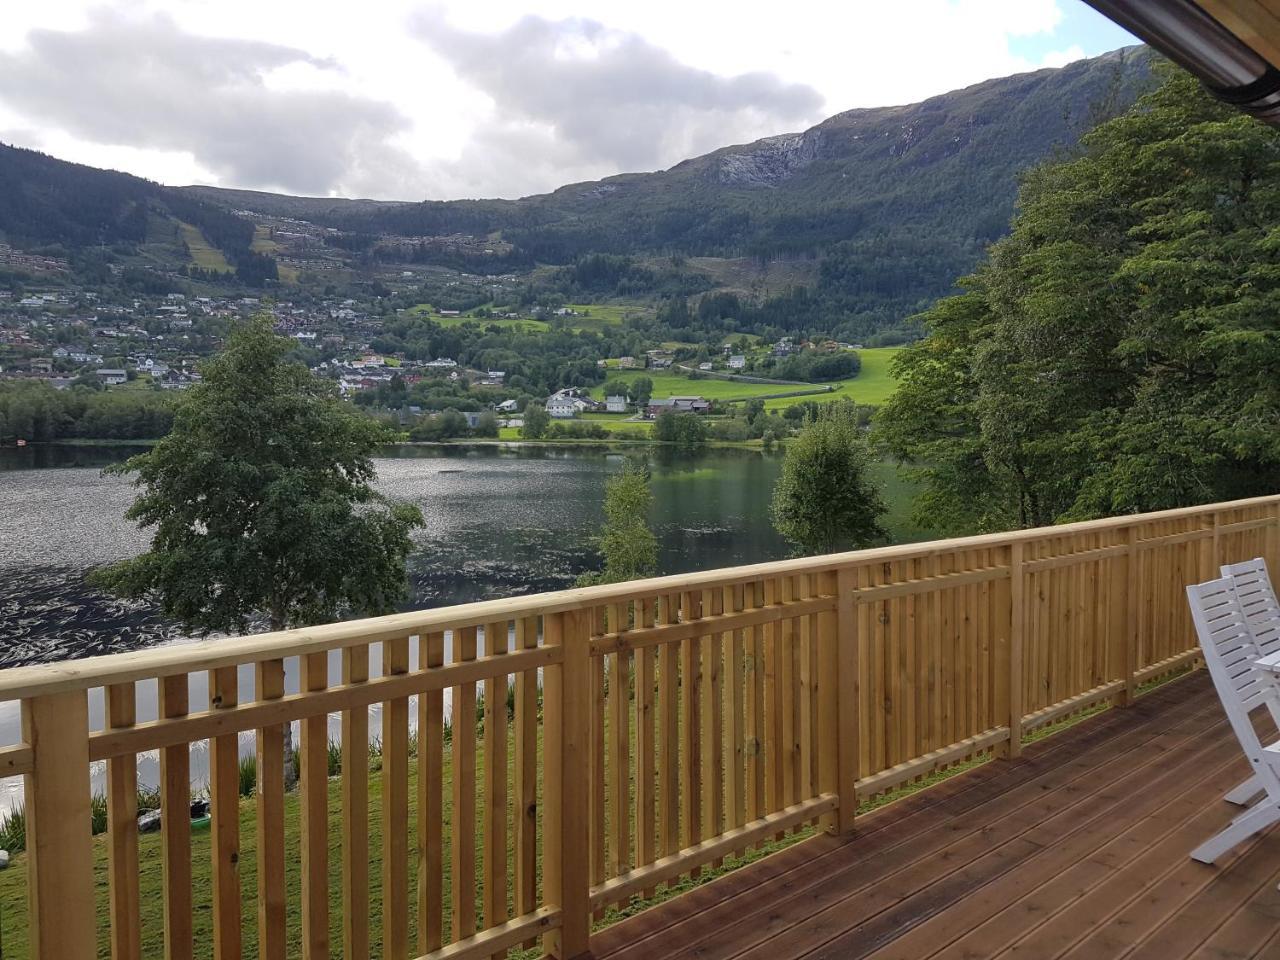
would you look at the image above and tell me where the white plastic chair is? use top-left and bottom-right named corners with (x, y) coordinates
top-left (1217, 557), bottom-right (1280, 805)
top-left (1186, 576), bottom-right (1280, 863)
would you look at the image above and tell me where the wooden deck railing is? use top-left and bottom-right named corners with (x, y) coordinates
top-left (2, 495), bottom-right (1277, 959)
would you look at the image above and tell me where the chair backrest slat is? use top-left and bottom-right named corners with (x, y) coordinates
top-left (1223, 558), bottom-right (1280, 658)
top-left (1187, 578), bottom-right (1268, 760)
top-left (1221, 557), bottom-right (1280, 727)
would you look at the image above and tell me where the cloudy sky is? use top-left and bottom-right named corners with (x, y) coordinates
top-left (0, 1), bottom-right (1134, 201)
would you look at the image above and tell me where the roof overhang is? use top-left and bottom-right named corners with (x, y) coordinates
top-left (1084, 0), bottom-right (1280, 123)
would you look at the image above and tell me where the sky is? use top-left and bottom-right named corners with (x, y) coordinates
top-left (0, 1), bottom-right (1136, 202)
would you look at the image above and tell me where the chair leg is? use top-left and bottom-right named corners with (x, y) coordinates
top-left (1225, 774), bottom-right (1264, 806)
top-left (1191, 799), bottom-right (1280, 864)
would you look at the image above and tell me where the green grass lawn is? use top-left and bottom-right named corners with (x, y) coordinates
top-left (178, 223), bottom-right (233, 273)
top-left (590, 349), bottom-right (902, 408)
top-left (761, 347), bottom-right (903, 409)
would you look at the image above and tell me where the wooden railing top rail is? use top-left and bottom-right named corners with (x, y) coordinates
top-left (0, 492), bottom-right (1274, 701)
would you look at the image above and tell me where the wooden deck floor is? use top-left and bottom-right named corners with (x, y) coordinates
top-left (591, 672), bottom-right (1280, 960)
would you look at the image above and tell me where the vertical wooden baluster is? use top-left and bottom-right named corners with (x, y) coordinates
top-left (816, 572), bottom-right (838, 833)
top-left (483, 620), bottom-right (510, 955)
top-left (452, 626), bottom-right (479, 941)
top-left (1122, 526), bottom-right (1139, 705)
top-left (797, 574), bottom-right (814, 807)
top-left (543, 610), bottom-right (591, 960)
top-left (703, 587), bottom-right (724, 866)
top-left (764, 577), bottom-right (784, 833)
top-left (208, 666), bottom-right (241, 960)
top-left (780, 577), bottom-right (798, 810)
top-left (342, 645), bottom-right (370, 960)
top-left (382, 637), bottom-right (410, 960)
top-left (680, 590), bottom-right (703, 877)
top-left (513, 618), bottom-right (539, 946)
top-left (107, 681), bottom-right (142, 960)
top-left (746, 581), bottom-right (765, 839)
top-left (726, 584), bottom-right (746, 850)
top-left (159, 674), bottom-right (193, 960)
top-left (635, 599), bottom-right (657, 896)
top-left (300, 652), bottom-right (329, 959)
top-left (923, 555), bottom-right (940, 761)
top-left (608, 603), bottom-right (631, 885)
top-left (590, 607), bottom-right (606, 916)
top-left (890, 562), bottom-right (906, 770)
top-left (833, 568), bottom-right (859, 833)
top-left (658, 594), bottom-right (680, 874)
top-left (418, 631), bottom-right (445, 955)
top-left (23, 691), bottom-right (95, 960)
top-left (254, 660), bottom-right (286, 960)
top-left (1007, 542), bottom-right (1025, 753)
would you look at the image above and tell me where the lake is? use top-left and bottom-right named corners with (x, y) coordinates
top-left (0, 441), bottom-right (929, 803)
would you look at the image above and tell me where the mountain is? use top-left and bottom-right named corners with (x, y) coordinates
top-left (0, 144), bottom-right (279, 284)
top-left (0, 47), bottom-right (1154, 324)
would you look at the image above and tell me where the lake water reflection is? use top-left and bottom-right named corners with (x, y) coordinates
top-left (0, 441), bottom-right (927, 805)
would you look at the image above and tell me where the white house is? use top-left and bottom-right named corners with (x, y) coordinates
top-left (495, 399), bottom-right (519, 413)
top-left (606, 395), bottom-right (628, 413)
top-left (728, 355), bottom-right (747, 370)
top-left (547, 395), bottom-right (579, 418)
top-left (96, 368), bottom-right (128, 386)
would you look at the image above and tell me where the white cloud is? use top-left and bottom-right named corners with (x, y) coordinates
top-left (0, 0), bottom-right (1126, 200)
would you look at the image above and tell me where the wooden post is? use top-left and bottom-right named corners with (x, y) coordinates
top-left (106, 682), bottom-right (142, 960)
top-left (208, 666), bottom-right (242, 960)
top-left (1121, 525), bottom-right (1140, 706)
top-left (341, 645), bottom-right (370, 960)
top-left (255, 659), bottom-right (287, 960)
top-left (828, 567), bottom-right (859, 833)
top-left (24, 691), bottom-right (96, 960)
top-left (543, 610), bottom-right (591, 960)
top-left (1004, 543), bottom-right (1025, 758)
top-left (159, 675), bottom-right (193, 960)
top-left (300, 652), bottom-right (330, 960)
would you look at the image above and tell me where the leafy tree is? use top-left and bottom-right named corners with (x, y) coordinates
top-left (577, 458), bottom-right (658, 586)
top-left (629, 375), bottom-right (654, 406)
top-left (653, 410), bottom-right (707, 446)
top-left (878, 62), bottom-right (1280, 533)
top-left (91, 319), bottom-right (424, 633)
top-left (602, 377), bottom-right (631, 399)
top-left (771, 403), bottom-right (886, 555)
top-left (475, 410), bottom-right (499, 437)
top-left (521, 403), bottom-right (551, 440)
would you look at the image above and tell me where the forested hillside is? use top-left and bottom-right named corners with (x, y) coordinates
top-left (1, 47), bottom-right (1153, 332)
top-left (198, 47), bottom-right (1154, 329)
top-left (0, 144), bottom-right (276, 284)
top-left (878, 63), bottom-right (1280, 533)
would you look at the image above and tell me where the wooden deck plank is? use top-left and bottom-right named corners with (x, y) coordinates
top-left (919, 747), bottom-right (1246, 959)
top-left (592, 673), bottom-right (1279, 960)
top-left (592, 676), bottom-right (1219, 960)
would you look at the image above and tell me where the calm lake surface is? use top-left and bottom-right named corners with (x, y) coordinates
top-left (0, 442), bottom-right (928, 803)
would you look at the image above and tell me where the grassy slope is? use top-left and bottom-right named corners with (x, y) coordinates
top-left (593, 348), bottom-right (902, 407)
top-left (178, 222), bottom-right (233, 273)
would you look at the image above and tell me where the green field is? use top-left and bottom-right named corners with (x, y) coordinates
top-left (178, 222), bottom-right (233, 273)
top-left (590, 348), bottom-right (903, 407)
top-left (761, 347), bottom-right (903, 408)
